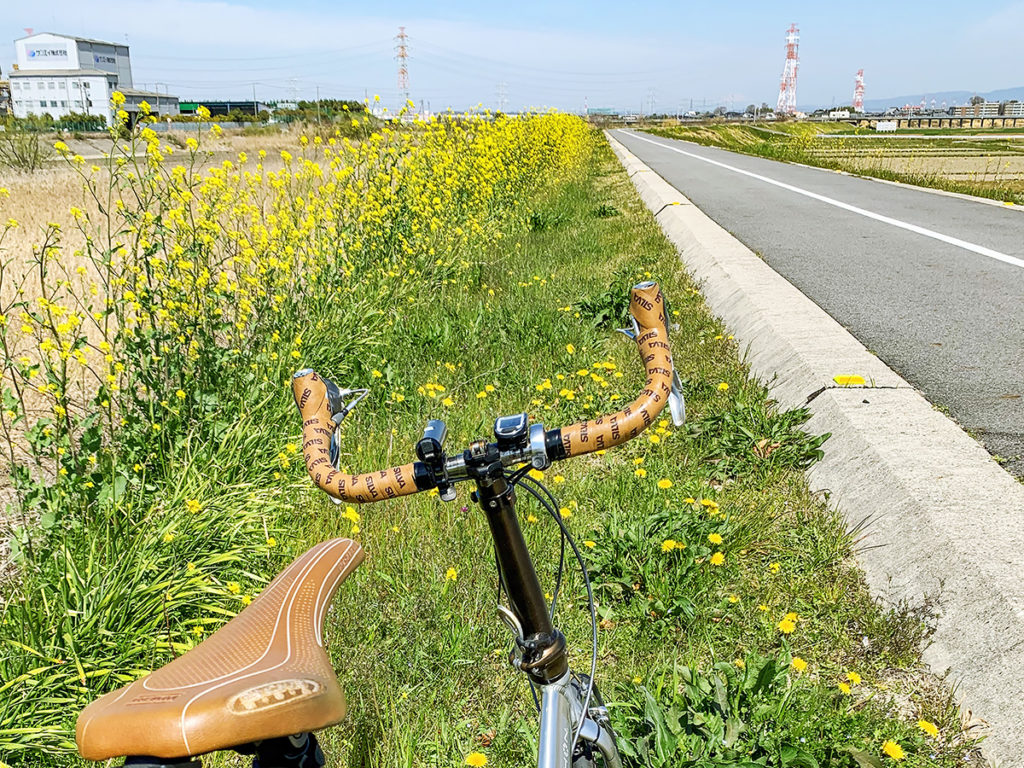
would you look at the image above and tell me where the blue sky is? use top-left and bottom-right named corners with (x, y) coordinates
top-left (2, 1), bottom-right (1021, 111)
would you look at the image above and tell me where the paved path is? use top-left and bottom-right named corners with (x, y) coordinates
top-left (613, 129), bottom-right (1024, 477)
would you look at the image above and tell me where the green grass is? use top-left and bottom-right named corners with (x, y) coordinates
top-left (1, 133), bottom-right (983, 767)
top-left (645, 122), bottom-right (1024, 204)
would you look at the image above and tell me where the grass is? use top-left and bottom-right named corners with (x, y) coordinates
top-left (0, 124), bottom-right (984, 767)
top-left (645, 122), bottom-right (1024, 204)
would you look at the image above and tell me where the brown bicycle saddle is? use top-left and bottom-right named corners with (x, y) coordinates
top-left (76, 537), bottom-right (364, 761)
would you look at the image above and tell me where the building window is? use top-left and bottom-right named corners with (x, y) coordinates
top-left (37, 82), bottom-right (45, 90)
top-left (72, 81), bottom-right (80, 89)
top-left (48, 81), bottom-right (55, 90)
top-left (50, 100), bottom-right (57, 107)
top-left (11, 81), bottom-right (18, 90)
top-left (74, 100), bottom-right (83, 108)
top-left (60, 101), bottom-right (67, 107)
top-left (83, 81), bottom-right (91, 89)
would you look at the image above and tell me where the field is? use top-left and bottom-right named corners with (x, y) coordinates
top-left (0, 113), bottom-right (986, 767)
top-left (644, 122), bottom-right (1024, 203)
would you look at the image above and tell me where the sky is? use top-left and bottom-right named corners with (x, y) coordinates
top-left (2, 1), bottom-right (1021, 112)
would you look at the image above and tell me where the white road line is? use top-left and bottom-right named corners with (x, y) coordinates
top-left (619, 130), bottom-right (1024, 270)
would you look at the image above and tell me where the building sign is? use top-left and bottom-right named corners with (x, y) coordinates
top-left (27, 46), bottom-right (69, 63)
top-left (94, 54), bottom-right (116, 64)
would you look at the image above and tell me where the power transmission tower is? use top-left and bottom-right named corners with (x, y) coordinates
top-left (496, 81), bottom-right (508, 113)
top-left (395, 26), bottom-right (410, 108)
top-left (852, 69), bottom-right (865, 112)
top-left (647, 87), bottom-right (656, 116)
top-left (776, 24), bottom-right (799, 115)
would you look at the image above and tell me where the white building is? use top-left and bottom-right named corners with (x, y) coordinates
top-left (9, 32), bottom-right (177, 125)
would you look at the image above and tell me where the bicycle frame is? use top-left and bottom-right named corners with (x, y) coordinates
top-left (474, 472), bottom-right (621, 768)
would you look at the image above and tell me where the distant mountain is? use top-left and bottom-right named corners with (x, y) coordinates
top-left (801, 86), bottom-right (1024, 113)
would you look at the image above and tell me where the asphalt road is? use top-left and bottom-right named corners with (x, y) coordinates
top-left (613, 129), bottom-right (1024, 477)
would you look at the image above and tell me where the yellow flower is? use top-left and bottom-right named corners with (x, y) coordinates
top-left (710, 551), bottom-right (725, 566)
top-left (838, 682), bottom-right (851, 695)
top-left (465, 752), bottom-right (488, 767)
top-left (227, 581), bottom-right (241, 594)
top-left (176, 389), bottom-right (186, 400)
top-left (648, 434), bottom-right (661, 444)
top-left (185, 499), bottom-right (202, 514)
top-left (633, 456), bottom-right (645, 465)
top-left (527, 514), bottom-right (539, 523)
top-left (528, 468), bottom-right (544, 481)
top-left (881, 740), bottom-right (904, 761)
top-left (717, 382), bottom-right (729, 391)
top-left (661, 539), bottom-right (677, 552)
top-left (266, 537), bottom-right (277, 547)
top-left (734, 658), bottom-right (745, 669)
top-left (162, 531), bottom-right (175, 543)
top-left (445, 567), bottom-right (458, 582)
top-left (917, 719), bottom-right (939, 738)
top-left (791, 657), bottom-right (807, 672)
top-left (634, 468), bottom-right (647, 478)
top-left (846, 671), bottom-right (862, 685)
top-left (241, 595), bottom-right (253, 605)
top-left (111, 90), bottom-right (126, 107)
top-left (777, 617), bottom-right (796, 634)
top-left (728, 594), bottom-right (740, 604)
top-left (583, 540), bottom-right (596, 549)
top-left (632, 676), bottom-right (642, 684)
top-left (769, 562), bottom-right (781, 574)
top-left (657, 478), bottom-right (672, 489)
top-left (343, 506), bottom-right (361, 523)
top-left (565, 344), bottom-right (575, 355)
top-left (559, 506), bottom-right (572, 519)
top-left (476, 391), bottom-right (487, 398)
top-left (442, 396), bottom-right (454, 407)
top-left (552, 474), bottom-right (565, 483)
top-left (708, 533), bottom-right (723, 545)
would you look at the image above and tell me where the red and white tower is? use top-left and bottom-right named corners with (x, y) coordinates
top-left (395, 26), bottom-right (410, 107)
top-left (852, 69), bottom-right (865, 112)
top-left (776, 24), bottom-right (800, 115)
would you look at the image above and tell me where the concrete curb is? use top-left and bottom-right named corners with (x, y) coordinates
top-left (606, 130), bottom-right (1024, 766)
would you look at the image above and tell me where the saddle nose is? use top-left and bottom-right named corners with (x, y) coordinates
top-left (76, 537), bottom-right (364, 761)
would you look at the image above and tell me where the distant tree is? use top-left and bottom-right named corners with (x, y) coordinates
top-left (970, 95), bottom-right (985, 105)
top-left (760, 102), bottom-right (770, 112)
top-left (713, 106), bottom-right (727, 116)
top-left (745, 104), bottom-right (757, 115)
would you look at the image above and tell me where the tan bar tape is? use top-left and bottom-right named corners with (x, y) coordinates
top-left (292, 371), bottom-right (420, 504)
top-left (558, 281), bottom-right (673, 457)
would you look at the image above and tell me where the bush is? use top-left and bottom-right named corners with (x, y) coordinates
top-left (0, 124), bottom-right (52, 171)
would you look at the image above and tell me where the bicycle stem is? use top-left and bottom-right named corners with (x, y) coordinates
top-left (468, 448), bottom-right (568, 685)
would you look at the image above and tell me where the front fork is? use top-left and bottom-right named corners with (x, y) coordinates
top-left (537, 673), bottom-right (621, 768)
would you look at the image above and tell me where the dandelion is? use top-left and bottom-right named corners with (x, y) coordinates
top-left (838, 682), bottom-right (851, 695)
top-left (846, 671), bottom-right (862, 685)
top-left (162, 531), bottom-right (175, 543)
top-left (343, 506), bottom-right (360, 523)
top-left (527, 514), bottom-right (539, 523)
top-left (777, 617), bottom-right (796, 634)
top-left (226, 581), bottom-right (241, 594)
top-left (710, 551), bottom-right (725, 566)
top-left (661, 539), bottom-right (678, 552)
top-left (734, 659), bottom-right (745, 669)
top-left (185, 499), bottom-right (202, 514)
top-left (657, 478), bottom-right (673, 489)
top-left (559, 507), bottom-right (572, 519)
top-left (632, 676), bottom-right (642, 684)
top-left (583, 540), bottom-right (596, 549)
top-left (442, 396), bottom-right (454, 407)
top-left (266, 537), bottom-right (277, 547)
top-left (728, 594), bottom-right (740, 604)
top-left (528, 468), bottom-right (544, 481)
top-left (717, 382), bottom-right (729, 391)
top-left (684, 496), bottom-right (696, 504)
top-left (175, 389), bottom-right (187, 400)
top-left (566, 344), bottom-right (575, 355)
top-left (917, 719), bottom-right (939, 738)
top-left (241, 595), bottom-right (253, 605)
top-left (465, 753), bottom-right (488, 767)
top-left (634, 468), bottom-right (647, 478)
top-left (708, 532), bottom-right (723, 545)
top-left (881, 740), bottom-right (904, 761)
top-left (552, 474), bottom-right (565, 483)
top-left (769, 562), bottom-right (781, 574)
top-left (445, 567), bottom-right (458, 582)
top-left (791, 657), bottom-right (808, 672)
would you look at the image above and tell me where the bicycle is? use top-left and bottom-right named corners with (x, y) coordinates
top-left (75, 280), bottom-right (685, 768)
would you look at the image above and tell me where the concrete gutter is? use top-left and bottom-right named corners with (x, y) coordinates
top-left (606, 131), bottom-right (1024, 766)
